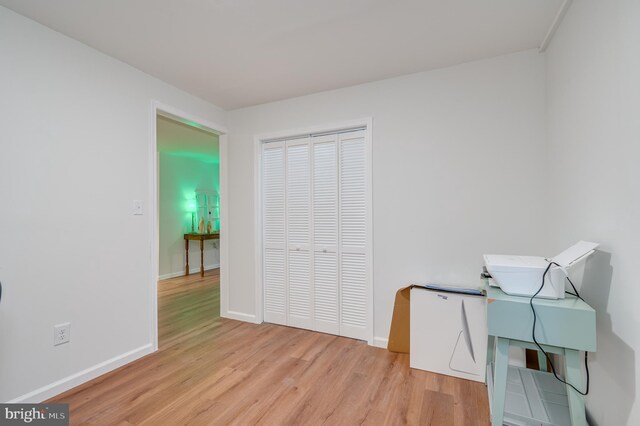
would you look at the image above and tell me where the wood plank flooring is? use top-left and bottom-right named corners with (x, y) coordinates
top-left (48, 269), bottom-right (490, 425)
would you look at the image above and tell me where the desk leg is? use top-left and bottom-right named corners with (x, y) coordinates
top-left (487, 335), bottom-right (495, 370)
top-left (200, 239), bottom-right (204, 277)
top-left (492, 337), bottom-right (509, 426)
top-left (565, 349), bottom-right (587, 426)
top-left (185, 239), bottom-right (189, 276)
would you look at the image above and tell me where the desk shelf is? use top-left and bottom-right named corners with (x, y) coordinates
top-left (488, 364), bottom-right (571, 426)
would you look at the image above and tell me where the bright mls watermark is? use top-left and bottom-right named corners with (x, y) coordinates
top-left (1, 404), bottom-right (68, 425)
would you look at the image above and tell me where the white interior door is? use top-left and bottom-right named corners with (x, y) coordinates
top-left (312, 134), bottom-right (339, 335)
top-left (286, 137), bottom-right (313, 330)
top-left (262, 142), bottom-right (287, 325)
top-left (338, 130), bottom-right (370, 340)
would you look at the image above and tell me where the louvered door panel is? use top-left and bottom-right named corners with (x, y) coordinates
top-left (340, 252), bottom-right (367, 338)
top-left (262, 142), bottom-right (286, 325)
top-left (313, 136), bottom-right (338, 247)
top-left (339, 130), bottom-right (369, 340)
top-left (264, 248), bottom-right (286, 323)
top-left (339, 131), bottom-right (366, 249)
top-left (288, 249), bottom-right (312, 328)
top-left (314, 251), bottom-right (339, 334)
top-left (312, 135), bottom-right (339, 334)
top-left (286, 138), bottom-right (313, 329)
top-left (286, 141), bottom-right (311, 247)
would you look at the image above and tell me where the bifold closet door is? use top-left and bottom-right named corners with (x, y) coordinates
top-left (312, 134), bottom-right (339, 335)
top-left (262, 142), bottom-right (286, 325)
top-left (286, 137), bottom-right (313, 330)
top-left (262, 129), bottom-right (370, 341)
top-left (338, 130), bottom-right (370, 341)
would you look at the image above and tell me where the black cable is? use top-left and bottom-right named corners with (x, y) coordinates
top-left (566, 276), bottom-right (585, 301)
top-left (530, 262), bottom-right (590, 395)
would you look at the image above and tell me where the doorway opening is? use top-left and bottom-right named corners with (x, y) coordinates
top-left (150, 103), bottom-right (228, 350)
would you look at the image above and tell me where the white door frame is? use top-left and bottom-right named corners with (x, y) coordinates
top-left (149, 100), bottom-right (229, 350)
top-left (253, 117), bottom-right (374, 344)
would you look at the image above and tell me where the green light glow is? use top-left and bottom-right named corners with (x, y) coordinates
top-left (185, 198), bottom-right (197, 213)
top-left (165, 151), bottom-right (219, 164)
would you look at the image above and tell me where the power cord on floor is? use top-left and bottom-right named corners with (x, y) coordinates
top-left (530, 262), bottom-right (590, 395)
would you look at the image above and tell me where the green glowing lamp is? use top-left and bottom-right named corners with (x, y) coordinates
top-left (186, 198), bottom-right (197, 232)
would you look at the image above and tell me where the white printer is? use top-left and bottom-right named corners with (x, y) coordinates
top-left (484, 241), bottom-right (599, 299)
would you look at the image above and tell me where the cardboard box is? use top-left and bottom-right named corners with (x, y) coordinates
top-left (387, 285), bottom-right (414, 353)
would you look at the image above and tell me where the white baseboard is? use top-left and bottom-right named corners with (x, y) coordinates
top-left (8, 344), bottom-right (154, 403)
top-left (222, 310), bottom-right (261, 324)
top-left (372, 336), bottom-right (388, 349)
top-left (158, 263), bottom-right (220, 280)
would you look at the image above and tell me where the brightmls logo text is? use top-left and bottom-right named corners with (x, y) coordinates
top-left (5, 407), bottom-right (45, 423)
top-left (1, 404), bottom-right (68, 425)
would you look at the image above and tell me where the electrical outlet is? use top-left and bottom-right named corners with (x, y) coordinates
top-left (133, 200), bottom-right (143, 215)
top-left (54, 323), bottom-right (70, 346)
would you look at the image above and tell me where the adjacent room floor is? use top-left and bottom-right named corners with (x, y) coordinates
top-left (49, 270), bottom-right (490, 425)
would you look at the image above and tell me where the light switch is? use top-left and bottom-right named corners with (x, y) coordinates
top-left (133, 200), bottom-right (144, 215)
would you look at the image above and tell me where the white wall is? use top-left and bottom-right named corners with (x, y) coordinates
top-left (159, 154), bottom-right (220, 278)
top-left (0, 6), bottom-right (225, 402)
top-left (545, 1), bottom-right (640, 424)
top-left (7, 1), bottom-right (633, 415)
top-left (227, 49), bottom-right (548, 342)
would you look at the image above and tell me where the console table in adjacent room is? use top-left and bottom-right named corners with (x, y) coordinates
top-left (184, 232), bottom-right (220, 277)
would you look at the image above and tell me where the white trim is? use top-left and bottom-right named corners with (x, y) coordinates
top-left (364, 121), bottom-right (374, 346)
top-left (225, 310), bottom-right (261, 324)
top-left (8, 344), bottom-right (153, 403)
top-left (256, 118), bottom-right (370, 143)
top-left (219, 128), bottom-right (231, 321)
top-left (539, 0), bottom-right (573, 52)
top-left (150, 101), bottom-right (229, 352)
top-left (372, 337), bottom-right (388, 349)
top-left (254, 117), bottom-right (374, 345)
top-left (149, 103), bottom-right (159, 351)
top-left (253, 134), bottom-right (264, 325)
top-left (364, 118), bottom-right (375, 345)
top-left (158, 264), bottom-right (221, 281)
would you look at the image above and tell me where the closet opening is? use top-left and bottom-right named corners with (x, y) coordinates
top-left (254, 119), bottom-right (373, 344)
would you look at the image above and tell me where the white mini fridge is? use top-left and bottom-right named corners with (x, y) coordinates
top-left (410, 285), bottom-right (487, 382)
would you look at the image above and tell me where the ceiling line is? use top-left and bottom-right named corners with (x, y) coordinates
top-left (539, 0), bottom-right (573, 52)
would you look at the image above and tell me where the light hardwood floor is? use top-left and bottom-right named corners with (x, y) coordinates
top-left (49, 269), bottom-right (490, 425)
